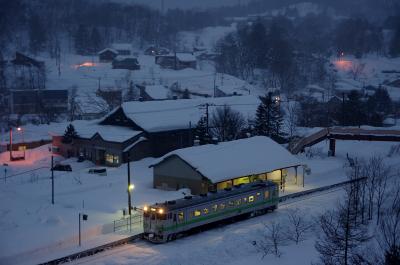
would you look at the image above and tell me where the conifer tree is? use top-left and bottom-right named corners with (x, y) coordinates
top-left (62, 124), bottom-right (78, 144)
top-left (195, 116), bottom-right (209, 145)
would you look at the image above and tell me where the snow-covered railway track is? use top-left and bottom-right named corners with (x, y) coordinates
top-left (40, 177), bottom-right (365, 265)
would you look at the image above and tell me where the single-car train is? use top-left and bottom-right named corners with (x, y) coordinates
top-left (143, 180), bottom-right (279, 243)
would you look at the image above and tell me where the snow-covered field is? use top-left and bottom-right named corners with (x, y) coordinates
top-left (1, 138), bottom-right (399, 264)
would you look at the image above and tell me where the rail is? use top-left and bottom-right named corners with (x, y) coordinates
top-left (39, 176), bottom-right (366, 265)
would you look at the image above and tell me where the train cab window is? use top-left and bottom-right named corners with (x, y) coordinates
top-left (178, 212), bottom-right (184, 221)
top-left (235, 199), bottom-right (241, 206)
top-left (264, 191), bottom-right (270, 199)
top-left (228, 201), bottom-right (234, 207)
top-left (249, 195), bottom-right (255, 202)
top-left (194, 210), bottom-right (201, 217)
top-left (212, 204), bottom-right (218, 212)
top-left (203, 208), bottom-right (209, 214)
top-left (220, 203), bottom-right (226, 210)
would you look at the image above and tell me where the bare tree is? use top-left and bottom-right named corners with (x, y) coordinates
top-left (372, 157), bottom-right (391, 224)
top-left (253, 221), bottom-right (287, 258)
top-left (210, 105), bottom-right (246, 142)
top-left (315, 185), bottom-right (371, 265)
top-left (68, 85), bottom-right (80, 121)
top-left (377, 184), bottom-right (400, 264)
top-left (349, 62), bottom-right (366, 81)
top-left (285, 208), bottom-right (313, 244)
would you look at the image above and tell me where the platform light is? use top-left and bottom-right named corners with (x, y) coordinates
top-left (17, 127), bottom-right (22, 131)
top-left (158, 208), bottom-right (164, 214)
top-left (143, 205), bottom-right (148, 212)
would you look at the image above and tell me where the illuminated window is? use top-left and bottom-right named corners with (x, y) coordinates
top-left (256, 192), bottom-right (261, 197)
top-left (220, 203), bottom-right (226, 210)
top-left (243, 197), bottom-right (247, 203)
top-left (235, 199), bottom-right (241, 206)
top-left (233, 176), bottom-right (250, 186)
top-left (249, 196), bottom-right (255, 202)
top-left (203, 208), bottom-right (209, 214)
top-left (178, 212), bottom-right (184, 221)
top-left (105, 154), bottom-right (119, 164)
top-left (212, 204), bottom-right (218, 212)
top-left (228, 201), bottom-right (234, 207)
top-left (194, 210), bottom-right (201, 217)
top-left (264, 191), bottom-right (269, 199)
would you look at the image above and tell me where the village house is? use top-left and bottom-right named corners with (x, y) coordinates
top-left (111, 43), bottom-right (132, 56)
top-left (150, 136), bottom-right (304, 195)
top-left (155, 53), bottom-right (197, 70)
top-left (137, 84), bottom-right (170, 101)
top-left (98, 48), bottom-right (118, 62)
top-left (112, 56), bottom-right (140, 70)
top-left (52, 96), bottom-right (260, 165)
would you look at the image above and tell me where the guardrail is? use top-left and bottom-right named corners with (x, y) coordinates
top-left (38, 233), bottom-right (143, 265)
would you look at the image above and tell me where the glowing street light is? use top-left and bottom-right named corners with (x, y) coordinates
top-left (128, 183), bottom-right (135, 193)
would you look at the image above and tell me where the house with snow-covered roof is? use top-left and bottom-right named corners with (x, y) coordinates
top-left (111, 43), bottom-right (132, 56)
top-left (155, 52), bottom-right (197, 70)
top-left (99, 95), bottom-right (259, 157)
top-left (149, 136), bottom-right (304, 195)
top-left (53, 96), bottom-right (260, 165)
top-left (98, 48), bottom-right (118, 62)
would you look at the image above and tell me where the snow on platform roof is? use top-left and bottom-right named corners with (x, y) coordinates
top-left (176, 53), bottom-right (196, 62)
top-left (51, 120), bottom-right (142, 143)
top-left (145, 85), bottom-right (169, 100)
top-left (105, 95), bottom-right (259, 133)
top-left (151, 136), bottom-right (303, 183)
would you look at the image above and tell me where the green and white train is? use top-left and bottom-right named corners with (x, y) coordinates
top-left (143, 180), bottom-right (279, 243)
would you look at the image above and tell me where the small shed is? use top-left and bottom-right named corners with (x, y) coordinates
top-left (98, 48), bottom-right (118, 62)
top-left (112, 56), bottom-right (140, 70)
top-left (150, 136), bottom-right (304, 195)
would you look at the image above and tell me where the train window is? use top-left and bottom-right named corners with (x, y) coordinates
top-left (212, 204), bottom-right (218, 212)
top-left (194, 210), bottom-right (201, 217)
top-left (264, 191), bottom-right (269, 199)
top-left (249, 195), bottom-right (255, 202)
top-left (220, 203), bottom-right (226, 210)
top-left (228, 201), bottom-right (234, 207)
top-left (173, 214), bottom-right (177, 222)
top-left (178, 212), bottom-right (184, 221)
top-left (235, 199), bottom-right (241, 206)
top-left (243, 197), bottom-right (247, 203)
top-left (256, 192), bottom-right (261, 197)
top-left (203, 208), bottom-right (209, 214)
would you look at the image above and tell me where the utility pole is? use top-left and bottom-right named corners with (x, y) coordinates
top-left (342, 92), bottom-right (345, 126)
top-left (9, 127), bottom-right (12, 161)
top-left (213, 72), bottom-right (217, 97)
top-left (51, 155), bottom-right (54, 204)
top-left (127, 155), bottom-right (132, 216)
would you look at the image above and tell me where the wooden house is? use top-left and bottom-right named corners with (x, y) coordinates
top-left (112, 56), bottom-right (140, 70)
top-left (155, 53), bottom-right (197, 70)
top-left (98, 48), bottom-right (118, 62)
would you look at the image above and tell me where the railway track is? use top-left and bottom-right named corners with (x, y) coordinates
top-left (39, 177), bottom-right (365, 265)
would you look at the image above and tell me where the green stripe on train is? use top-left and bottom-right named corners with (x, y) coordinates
top-left (161, 197), bottom-right (278, 232)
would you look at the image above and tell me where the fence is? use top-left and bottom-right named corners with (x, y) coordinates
top-left (113, 213), bottom-right (143, 233)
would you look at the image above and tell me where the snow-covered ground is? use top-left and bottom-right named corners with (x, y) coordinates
top-left (332, 55), bottom-right (400, 100)
top-left (1, 138), bottom-right (399, 264)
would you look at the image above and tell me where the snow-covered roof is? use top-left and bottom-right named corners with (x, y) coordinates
top-left (114, 55), bottom-right (138, 61)
top-left (145, 85), bottom-right (169, 100)
top-left (51, 120), bottom-right (142, 143)
top-left (104, 95), bottom-right (259, 133)
top-left (151, 136), bottom-right (302, 183)
top-left (176, 53), bottom-right (196, 62)
top-left (112, 43), bottom-right (132, 51)
top-left (98, 48), bottom-right (118, 55)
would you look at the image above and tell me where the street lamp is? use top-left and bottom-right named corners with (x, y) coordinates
top-left (128, 183), bottom-right (135, 193)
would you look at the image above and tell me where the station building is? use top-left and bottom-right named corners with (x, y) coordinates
top-left (150, 136), bottom-right (305, 195)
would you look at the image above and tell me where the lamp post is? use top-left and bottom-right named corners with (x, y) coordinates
top-left (127, 156), bottom-right (134, 216)
top-left (9, 127), bottom-right (12, 161)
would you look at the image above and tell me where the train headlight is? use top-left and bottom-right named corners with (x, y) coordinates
top-left (158, 208), bottom-right (164, 214)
